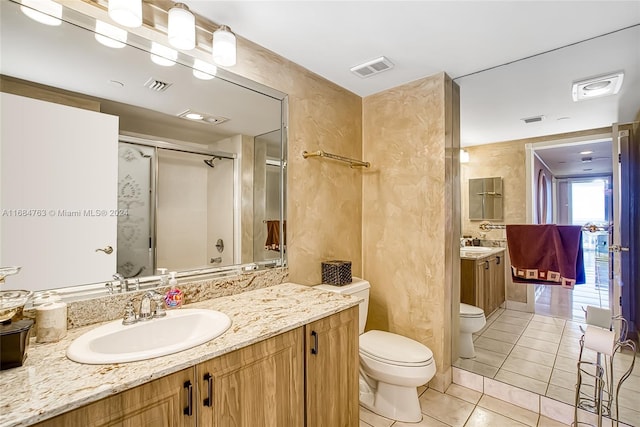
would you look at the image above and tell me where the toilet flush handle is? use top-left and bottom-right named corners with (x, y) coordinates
top-left (311, 331), bottom-right (319, 355)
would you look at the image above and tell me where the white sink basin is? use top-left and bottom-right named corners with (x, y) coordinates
top-left (460, 246), bottom-right (493, 253)
top-left (67, 309), bottom-right (231, 364)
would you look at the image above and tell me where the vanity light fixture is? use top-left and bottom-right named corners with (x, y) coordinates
top-left (193, 59), bottom-right (217, 80)
top-left (108, 0), bottom-right (142, 28)
top-left (20, 0), bottom-right (62, 26)
top-left (150, 42), bottom-right (178, 67)
top-left (572, 71), bottom-right (624, 101)
top-left (168, 3), bottom-right (195, 50)
top-left (95, 20), bottom-right (127, 49)
top-left (460, 149), bottom-right (470, 163)
top-left (212, 25), bottom-right (237, 67)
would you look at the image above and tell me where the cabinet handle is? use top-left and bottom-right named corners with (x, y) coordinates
top-left (496, 256), bottom-right (501, 265)
top-left (311, 330), bottom-right (319, 355)
top-left (484, 260), bottom-right (490, 270)
top-left (183, 381), bottom-right (193, 416)
top-left (203, 373), bottom-right (213, 407)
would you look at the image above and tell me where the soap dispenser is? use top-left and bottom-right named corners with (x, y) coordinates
top-left (164, 272), bottom-right (183, 309)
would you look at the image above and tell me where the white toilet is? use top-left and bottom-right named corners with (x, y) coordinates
top-left (458, 303), bottom-right (486, 358)
top-left (315, 278), bottom-right (435, 423)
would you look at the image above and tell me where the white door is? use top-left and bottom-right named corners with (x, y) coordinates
top-left (0, 93), bottom-right (118, 291)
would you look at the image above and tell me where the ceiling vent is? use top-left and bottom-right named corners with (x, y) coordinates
top-left (572, 71), bottom-right (624, 102)
top-left (522, 115), bottom-right (545, 124)
top-left (178, 109), bottom-right (229, 125)
top-left (143, 77), bottom-right (172, 92)
top-left (350, 56), bottom-right (394, 78)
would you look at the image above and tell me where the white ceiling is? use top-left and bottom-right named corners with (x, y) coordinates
top-left (189, 1), bottom-right (640, 148)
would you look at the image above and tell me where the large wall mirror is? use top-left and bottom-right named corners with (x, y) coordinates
top-left (454, 22), bottom-right (638, 425)
top-left (0, 0), bottom-right (287, 293)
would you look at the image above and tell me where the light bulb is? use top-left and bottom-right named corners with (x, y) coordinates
top-left (95, 20), bottom-right (127, 49)
top-left (168, 3), bottom-right (195, 50)
top-left (108, 0), bottom-right (142, 28)
top-left (20, 0), bottom-right (62, 26)
top-left (150, 42), bottom-right (177, 67)
top-left (212, 25), bottom-right (236, 67)
top-left (193, 59), bottom-right (217, 80)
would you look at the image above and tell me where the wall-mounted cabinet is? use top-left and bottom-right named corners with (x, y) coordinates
top-left (461, 252), bottom-right (505, 316)
top-left (469, 177), bottom-right (503, 220)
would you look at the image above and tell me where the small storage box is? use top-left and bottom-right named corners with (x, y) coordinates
top-left (321, 260), bottom-right (352, 286)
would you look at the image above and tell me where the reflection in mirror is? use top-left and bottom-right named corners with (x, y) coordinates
top-left (0, 0), bottom-right (287, 293)
top-left (455, 23), bottom-right (639, 425)
top-left (468, 177), bottom-right (503, 221)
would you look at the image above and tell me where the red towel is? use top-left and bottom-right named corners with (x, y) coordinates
top-left (506, 225), bottom-right (584, 289)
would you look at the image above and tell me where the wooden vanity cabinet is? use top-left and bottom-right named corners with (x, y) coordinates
top-left (33, 308), bottom-right (359, 427)
top-left (196, 327), bottom-right (304, 427)
top-left (461, 253), bottom-right (505, 316)
top-left (34, 368), bottom-right (196, 427)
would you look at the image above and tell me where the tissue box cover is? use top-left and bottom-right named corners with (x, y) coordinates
top-left (321, 260), bottom-right (352, 286)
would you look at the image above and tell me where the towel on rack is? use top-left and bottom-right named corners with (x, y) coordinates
top-left (506, 224), bottom-right (585, 289)
top-left (265, 220), bottom-right (286, 252)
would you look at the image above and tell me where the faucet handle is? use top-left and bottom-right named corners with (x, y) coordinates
top-left (151, 292), bottom-right (167, 318)
top-left (122, 300), bottom-right (137, 325)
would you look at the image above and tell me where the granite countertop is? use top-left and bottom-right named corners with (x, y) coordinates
top-left (0, 283), bottom-right (360, 427)
top-left (459, 246), bottom-right (505, 260)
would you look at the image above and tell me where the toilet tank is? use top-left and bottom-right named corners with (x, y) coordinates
top-left (314, 278), bottom-right (370, 334)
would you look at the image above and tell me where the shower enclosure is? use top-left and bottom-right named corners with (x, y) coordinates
top-left (116, 138), bottom-right (236, 278)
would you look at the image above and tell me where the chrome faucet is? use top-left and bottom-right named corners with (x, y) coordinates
top-left (122, 291), bottom-right (166, 325)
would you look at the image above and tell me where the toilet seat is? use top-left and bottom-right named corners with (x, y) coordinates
top-left (460, 303), bottom-right (485, 318)
top-left (360, 330), bottom-right (433, 367)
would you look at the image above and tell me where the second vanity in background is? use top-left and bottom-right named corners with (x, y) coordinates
top-left (460, 247), bottom-right (505, 316)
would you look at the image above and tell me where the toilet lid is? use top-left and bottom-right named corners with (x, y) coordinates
top-left (460, 303), bottom-right (484, 318)
top-left (360, 330), bottom-right (433, 366)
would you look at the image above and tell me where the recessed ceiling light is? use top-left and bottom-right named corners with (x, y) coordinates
top-left (185, 112), bottom-right (204, 120)
top-left (572, 71), bottom-right (624, 101)
top-left (178, 110), bottom-right (229, 125)
top-left (580, 150), bottom-right (594, 155)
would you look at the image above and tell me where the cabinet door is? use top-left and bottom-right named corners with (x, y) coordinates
top-left (197, 327), bottom-right (304, 427)
top-left (491, 254), bottom-right (506, 312)
top-left (305, 306), bottom-right (359, 427)
top-left (34, 368), bottom-right (196, 427)
top-left (476, 259), bottom-right (491, 315)
top-left (460, 259), bottom-right (477, 306)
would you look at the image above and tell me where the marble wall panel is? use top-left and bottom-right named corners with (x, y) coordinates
top-left (362, 73), bottom-right (459, 390)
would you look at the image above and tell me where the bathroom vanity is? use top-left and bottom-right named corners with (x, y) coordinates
top-left (0, 284), bottom-right (359, 427)
top-left (460, 248), bottom-right (506, 316)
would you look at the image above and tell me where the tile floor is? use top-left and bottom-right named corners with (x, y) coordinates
top-left (452, 308), bottom-right (640, 426)
top-left (359, 383), bottom-right (571, 427)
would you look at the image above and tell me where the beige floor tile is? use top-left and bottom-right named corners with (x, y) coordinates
top-left (522, 328), bottom-right (562, 344)
top-left (509, 345), bottom-right (557, 367)
top-left (481, 328), bottom-right (521, 344)
top-left (446, 383), bottom-right (482, 405)
top-left (537, 415), bottom-right (571, 426)
top-left (418, 385), bottom-right (428, 396)
top-left (500, 310), bottom-right (534, 320)
top-left (532, 314), bottom-right (566, 326)
top-left (526, 321), bottom-right (565, 335)
top-left (473, 347), bottom-right (508, 368)
top-left (553, 355), bottom-right (579, 374)
top-left (360, 420), bottom-right (372, 427)
top-left (488, 321), bottom-right (528, 335)
top-left (548, 368), bottom-right (578, 389)
top-left (516, 336), bottom-right (560, 354)
top-left (477, 395), bottom-right (539, 426)
top-left (495, 315), bottom-right (531, 327)
top-left (473, 336), bottom-right (514, 355)
top-left (394, 414), bottom-right (451, 427)
top-left (419, 389), bottom-right (475, 427)
top-left (494, 370), bottom-right (548, 395)
top-left (501, 356), bottom-right (553, 383)
top-left (545, 384), bottom-right (575, 406)
top-left (453, 358), bottom-right (499, 378)
top-left (359, 406), bottom-right (394, 427)
top-left (464, 406), bottom-right (529, 427)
